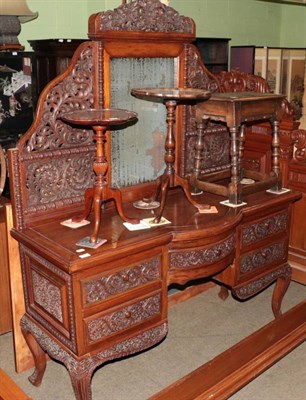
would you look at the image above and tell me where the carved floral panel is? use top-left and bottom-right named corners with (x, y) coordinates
top-left (241, 213), bottom-right (288, 246)
top-left (169, 234), bottom-right (235, 269)
top-left (87, 293), bottom-right (161, 342)
top-left (85, 258), bottom-right (161, 304)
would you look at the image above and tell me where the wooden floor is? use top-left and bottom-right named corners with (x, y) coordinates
top-left (0, 368), bottom-right (32, 400)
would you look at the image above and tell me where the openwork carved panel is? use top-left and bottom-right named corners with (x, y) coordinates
top-left (16, 43), bottom-right (96, 215)
top-left (240, 241), bottom-right (286, 275)
top-left (180, 45), bottom-right (229, 177)
top-left (24, 43), bottom-right (95, 153)
top-left (87, 293), bottom-right (161, 342)
top-left (169, 234), bottom-right (235, 269)
top-left (233, 263), bottom-right (291, 300)
top-left (216, 69), bottom-right (272, 94)
top-left (185, 46), bottom-right (219, 93)
top-left (241, 213), bottom-right (288, 246)
top-left (25, 151), bottom-right (95, 211)
top-left (32, 270), bottom-right (63, 323)
top-left (98, 0), bottom-right (194, 33)
top-left (85, 258), bottom-right (161, 304)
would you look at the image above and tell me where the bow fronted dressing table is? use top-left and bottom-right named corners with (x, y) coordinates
top-left (6, 1), bottom-right (302, 400)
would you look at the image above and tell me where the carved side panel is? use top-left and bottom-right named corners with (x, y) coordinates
top-left (32, 270), bottom-right (63, 323)
top-left (20, 245), bottom-right (77, 352)
top-left (84, 258), bottom-right (161, 305)
top-left (86, 293), bottom-right (161, 343)
top-left (16, 43), bottom-right (96, 221)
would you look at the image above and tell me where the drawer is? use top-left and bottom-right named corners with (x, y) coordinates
top-left (169, 233), bottom-right (235, 270)
top-left (84, 291), bottom-right (162, 346)
top-left (239, 239), bottom-right (287, 276)
top-left (81, 256), bottom-right (161, 308)
top-left (241, 211), bottom-right (289, 248)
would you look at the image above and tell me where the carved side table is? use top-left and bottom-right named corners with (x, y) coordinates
top-left (61, 109), bottom-right (139, 245)
top-left (194, 92), bottom-right (286, 205)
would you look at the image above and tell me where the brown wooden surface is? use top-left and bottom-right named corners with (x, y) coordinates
top-left (0, 368), bottom-right (32, 400)
top-left (149, 299), bottom-right (306, 400)
top-left (0, 198), bottom-right (12, 334)
top-left (4, 204), bottom-right (34, 373)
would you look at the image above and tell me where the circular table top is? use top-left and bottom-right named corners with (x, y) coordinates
top-left (61, 108), bottom-right (138, 127)
top-left (131, 87), bottom-right (211, 102)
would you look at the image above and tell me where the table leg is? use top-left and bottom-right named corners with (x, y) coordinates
top-left (271, 119), bottom-right (282, 191)
top-left (271, 263), bottom-right (291, 318)
top-left (228, 125), bottom-right (242, 205)
top-left (238, 124), bottom-right (246, 180)
top-left (191, 119), bottom-right (207, 195)
top-left (72, 187), bottom-right (94, 223)
top-left (20, 319), bottom-right (47, 387)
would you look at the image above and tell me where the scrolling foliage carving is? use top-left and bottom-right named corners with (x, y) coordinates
top-left (181, 45), bottom-right (229, 177)
top-left (98, 0), bottom-right (194, 33)
top-left (292, 129), bottom-right (306, 162)
top-left (18, 43), bottom-right (96, 214)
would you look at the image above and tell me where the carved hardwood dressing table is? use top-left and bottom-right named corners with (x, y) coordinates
top-left (7, 1), bottom-right (302, 399)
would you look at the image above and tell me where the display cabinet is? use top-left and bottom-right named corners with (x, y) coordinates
top-left (0, 51), bottom-right (36, 150)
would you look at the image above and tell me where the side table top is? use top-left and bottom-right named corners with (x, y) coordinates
top-left (61, 108), bottom-right (138, 127)
top-left (131, 87), bottom-right (211, 102)
top-left (208, 92), bottom-right (285, 102)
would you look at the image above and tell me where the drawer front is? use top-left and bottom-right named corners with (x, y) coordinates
top-left (239, 239), bottom-right (287, 275)
top-left (169, 233), bottom-right (235, 270)
top-left (241, 211), bottom-right (289, 247)
top-left (85, 292), bottom-right (161, 345)
top-left (82, 257), bottom-right (161, 307)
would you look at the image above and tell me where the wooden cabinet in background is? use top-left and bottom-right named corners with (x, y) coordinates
top-left (195, 38), bottom-right (230, 73)
top-left (28, 39), bottom-right (87, 97)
